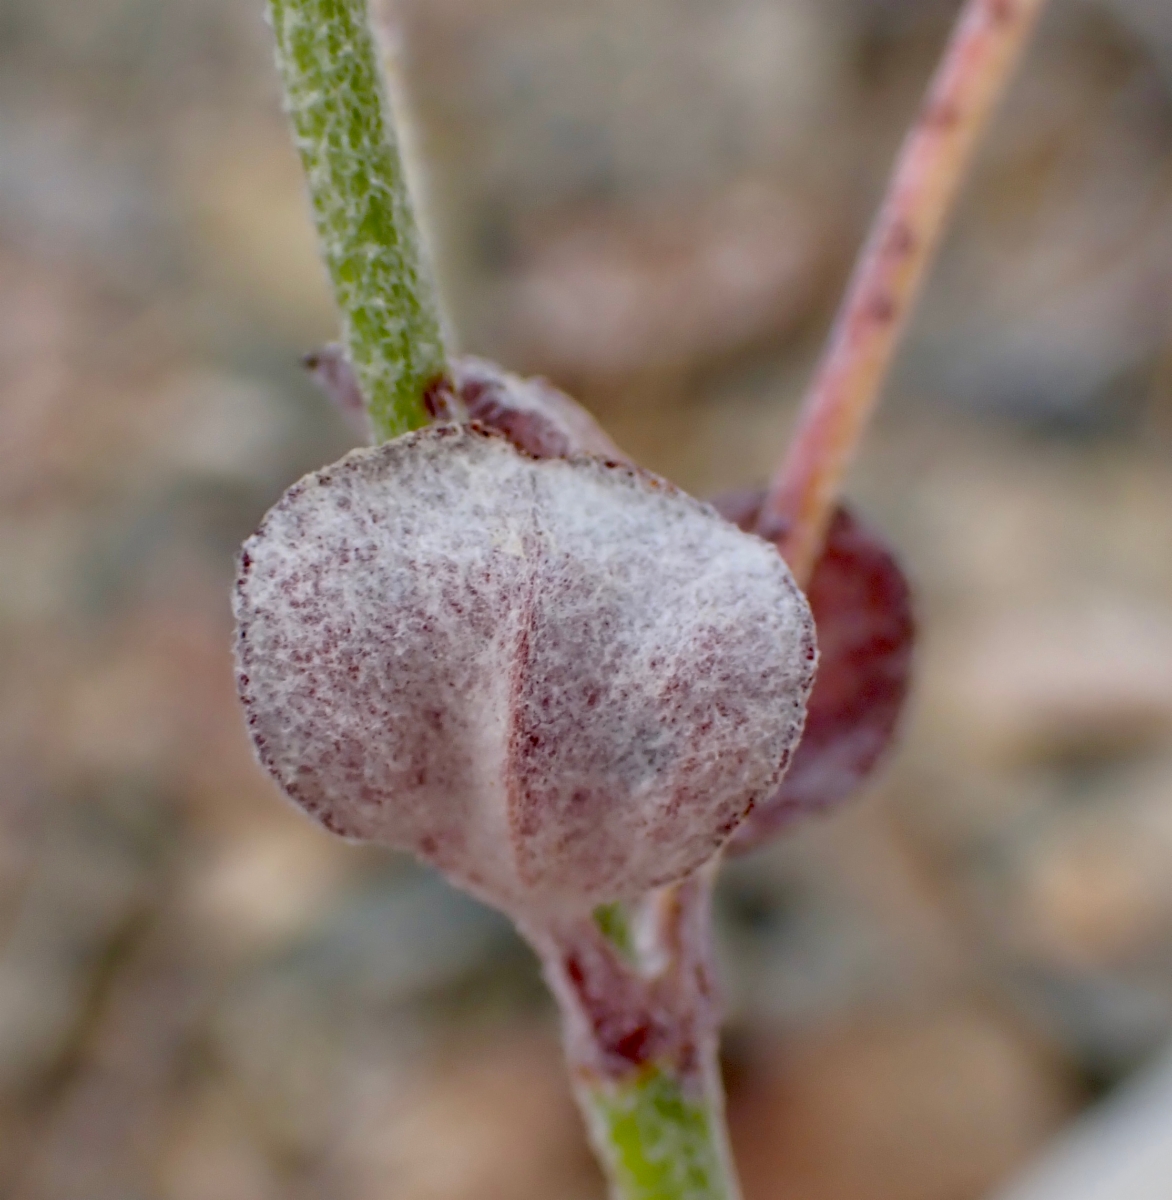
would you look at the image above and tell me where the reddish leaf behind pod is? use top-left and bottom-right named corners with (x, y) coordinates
top-left (303, 346), bottom-right (626, 462)
top-left (709, 492), bottom-right (914, 853)
top-left (303, 344), bottom-right (374, 439)
top-left (454, 357), bottom-right (628, 462)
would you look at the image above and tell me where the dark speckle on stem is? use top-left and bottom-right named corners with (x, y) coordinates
top-left (866, 293), bottom-right (898, 325)
top-left (988, 0), bottom-right (1017, 25)
top-left (923, 100), bottom-right (962, 133)
top-left (422, 373), bottom-right (458, 422)
top-left (884, 222), bottom-right (918, 258)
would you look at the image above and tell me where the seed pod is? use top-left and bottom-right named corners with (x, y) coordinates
top-left (235, 425), bottom-right (815, 918)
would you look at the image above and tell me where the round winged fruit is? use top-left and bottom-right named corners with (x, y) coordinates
top-left (234, 424), bottom-right (817, 920)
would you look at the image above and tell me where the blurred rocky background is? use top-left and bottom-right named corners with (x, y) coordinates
top-left (2, 0), bottom-right (1172, 1196)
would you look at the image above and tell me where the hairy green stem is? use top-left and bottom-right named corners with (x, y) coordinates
top-left (579, 1065), bottom-right (740, 1200)
top-left (267, 0), bottom-right (449, 439)
top-left (543, 877), bottom-right (741, 1200)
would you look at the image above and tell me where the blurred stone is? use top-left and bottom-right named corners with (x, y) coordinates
top-left (1104, 0), bottom-right (1172, 82)
top-left (212, 870), bottom-right (519, 1154)
top-left (963, 762), bottom-right (1172, 1073)
top-left (0, 251), bottom-right (91, 508)
top-left (389, 0), bottom-right (845, 185)
top-left (903, 7), bottom-right (1172, 427)
top-left (337, 1028), bottom-right (600, 1200)
top-left (0, 247), bottom-right (181, 509)
top-left (991, 1040), bottom-right (1172, 1200)
top-left (148, 371), bottom-right (299, 487)
top-left (1010, 771), bottom-right (1172, 973)
top-left (175, 118), bottom-right (335, 340)
top-left (8, 915), bottom-right (204, 1200)
top-left (182, 822), bottom-right (355, 960)
top-left (728, 1005), bottom-right (1078, 1200)
top-left (0, 785), bottom-right (169, 1094)
top-left (0, 513), bottom-right (85, 626)
top-left (60, 605), bottom-right (233, 786)
top-left (493, 184), bottom-right (832, 387)
top-left (717, 802), bottom-right (968, 1029)
top-left (386, 0), bottom-right (846, 360)
top-left (158, 1085), bottom-right (283, 1200)
top-left (940, 604), bottom-right (1172, 768)
top-left (0, 101), bottom-right (162, 277)
top-left (1002, 965), bottom-right (1172, 1079)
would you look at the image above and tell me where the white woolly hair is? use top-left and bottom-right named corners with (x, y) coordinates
top-left (234, 425), bottom-right (816, 918)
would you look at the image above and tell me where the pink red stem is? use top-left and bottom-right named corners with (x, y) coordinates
top-left (761, 0), bottom-right (1049, 585)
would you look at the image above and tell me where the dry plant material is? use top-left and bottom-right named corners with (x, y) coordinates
top-left (234, 424), bottom-right (816, 919)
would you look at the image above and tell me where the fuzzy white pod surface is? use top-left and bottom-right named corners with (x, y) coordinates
top-left (234, 425), bottom-right (815, 918)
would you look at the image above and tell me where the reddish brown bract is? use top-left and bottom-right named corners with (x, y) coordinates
top-left (455, 357), bottom-right (628, 463)
top-left (710, 492), bottom-right (914, 852)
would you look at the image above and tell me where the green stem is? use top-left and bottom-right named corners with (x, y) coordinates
top-left (267, 0), bottom-right (449, 440)
top-left (541, 877), bottom-right (741, 1200)
top-left (579, 1064), bottom-right (741, 1200)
